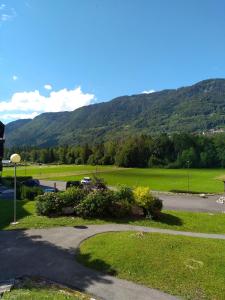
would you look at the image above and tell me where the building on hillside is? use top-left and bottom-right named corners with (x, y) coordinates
top-left (0, 121), bottom-right (5, 176)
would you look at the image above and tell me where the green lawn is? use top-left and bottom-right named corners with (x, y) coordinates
top-left (2, 164), bottom-right (116, 179)
top-left (2, 164), bottom-right (225, 193)
top-left (2, 277), bottom-right (91, 300)
top-left (0, 200), bottom-right (106, 230)
top-left (1, 200), bottom-right (225, 234)
top-left (77, 231), bottom-right (225, 299)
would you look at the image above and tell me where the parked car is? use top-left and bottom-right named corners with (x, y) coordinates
top-left (21, 179), bottom-right (40, 187)
top-left (81, 177), bottom-right (92, 185)
top-left (66, 180), bottom-right (82, 189)
top-left (43, 187), bottom-right (58, 193)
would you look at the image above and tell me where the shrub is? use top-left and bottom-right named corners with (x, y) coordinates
top-left (21, 185), bottom-right (43, 200)
top-left (75, 190), bottom-right (115, 218)
top-left (148, 196), bottom-right (163, 219)
top-left (115, 185), bottom-right (134, 203)
top-left (1, 177), bottom-right (22, 198)
top-left (133, 187), bottom-right (163, 218)
top-left (110, 186), bottom-right (134, 218)
top-left (133, 187), bottom-right (153, 208)
top-left (92, 175), bottom-right (108, 191)
top-left (36, 192), bottom-right (63, 216)
top-left (110, 199), bottom-right (132, 218)
top-left (60, 187), bottom-right (87, 207)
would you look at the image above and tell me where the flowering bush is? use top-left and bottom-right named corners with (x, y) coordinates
top-left (133, 187), bottom-right (162, 218)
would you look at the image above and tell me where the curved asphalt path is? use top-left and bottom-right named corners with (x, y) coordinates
top-left (1, 224), bottom-right (225, 300)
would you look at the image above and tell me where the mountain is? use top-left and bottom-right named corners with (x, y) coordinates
top-left (4, 79), bottom-right (225, 147)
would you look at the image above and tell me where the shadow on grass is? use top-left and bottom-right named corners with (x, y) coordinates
top-left (0, 230), bottom-right (113, 292)
top-left (0, 200), bottom-right (31, 230)
top-left (154, 212), bottom-right (183, 226)
top-left (4, 276), bottom-right (91, 300)
top-left (76, 250), bottom-right (117, 276)
top-left (101, 211), bottom-right (183, 227)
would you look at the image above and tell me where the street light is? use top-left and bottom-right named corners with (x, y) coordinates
top-left (186, 160), bottom-right (190, 193)
top-left (10, 153), bottom-right (21, 225)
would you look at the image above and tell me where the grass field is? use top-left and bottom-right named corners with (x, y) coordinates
top-left (77, 232), bottom-right (225, 299)
top-left (2, 164), bottom-right (225, 193)
top-left (1, 200), bottom-right (225, 233)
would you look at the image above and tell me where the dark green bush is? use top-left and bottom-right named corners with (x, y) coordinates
top-left (36, 192), bottom-right (63, 216)
top-left (60, 187), bottom-right (87, 207)
top-left (21, 185), bottom-right (43, 200)
top-left (110, 186), bottom-right (134, 218)
top-left (0, 177), bottom-right (14, 188)
top-left (36, 188), bottom-right (88, 216)
top-left (75, 190), bottom-right (115, 218)
top-left (115, 185), bottom-right (134, 203)
top-left (148, 197), bottom-right (163, 219)
top-left (92, 175), bottom-right (108, 190)
top-left (110, 199), bottom-right (132, 218)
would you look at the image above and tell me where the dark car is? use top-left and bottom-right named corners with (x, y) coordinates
top-left (66, 180), bottom-right (83, 189)
top-left (21, 179), bottom-right (40, 187)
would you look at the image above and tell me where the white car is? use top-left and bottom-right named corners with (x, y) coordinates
top-left (81, 177), bottom-right (92, 184)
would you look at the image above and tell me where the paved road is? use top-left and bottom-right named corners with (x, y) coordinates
top-left (154, 192), bottom-right (225, 213)
top-left (39, 179), bottom-right (67, 191)
top-left (39, 180), bottom-right (225, 213)
top-left (1, 224), bottom-right (225, 300)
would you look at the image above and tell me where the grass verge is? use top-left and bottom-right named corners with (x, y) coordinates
top-left (77, 231), bottom-right (225, 299)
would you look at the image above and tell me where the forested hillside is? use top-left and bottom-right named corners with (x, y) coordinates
top-left (5, 133), bottom-right (225, 168)
top-left (5, 79), bottom-right (225, 147)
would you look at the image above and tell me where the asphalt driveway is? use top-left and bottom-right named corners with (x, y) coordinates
top-left (154, 192), bottom-right (225, 213)
top-left (0, 225), bottom-right (180, 300)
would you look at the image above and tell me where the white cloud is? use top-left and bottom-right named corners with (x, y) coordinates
top-left (0, 86), bottom-right (95, 122)
top-left (12, 75), bottom-right (18, 81)
top-left (1, 112), bottom-right (39, 120)
top-left (141, 89), bottom-right (155, 94)
top-left (44, 84), bottom-right (52, 90)
top-left (0, 5), bottom-right (16, 23)
top-left (1, 13), bottom-right (11, 21)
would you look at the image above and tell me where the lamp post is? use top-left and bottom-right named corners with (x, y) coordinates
top-left (10, 153), bottom-right (21, 225)
top-left (187, 160), bottom-right (190, 193)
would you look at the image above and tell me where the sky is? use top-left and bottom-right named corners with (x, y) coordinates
top-left (0, 0), bottom-right (225, 123)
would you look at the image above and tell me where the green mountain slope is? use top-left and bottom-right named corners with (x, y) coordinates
top-left (4, 79), bottom-right (225, 147)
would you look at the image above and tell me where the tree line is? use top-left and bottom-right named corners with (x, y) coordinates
top-left (4, 133), bottom-right (225, 168)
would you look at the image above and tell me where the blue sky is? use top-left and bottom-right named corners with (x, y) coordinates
top-left (0, 0), bottom-right (225, 123)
